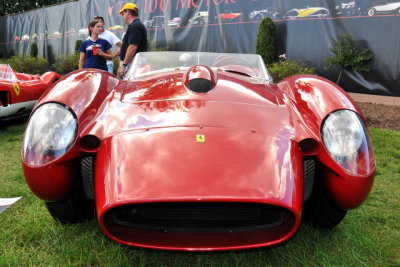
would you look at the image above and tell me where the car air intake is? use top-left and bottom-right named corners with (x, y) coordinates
top-left (184, 65), bottom-right (216, 93)
top-left (186, 78), bottom-right (214, 93)
top-left (103, 202), bottom-right (296, 249)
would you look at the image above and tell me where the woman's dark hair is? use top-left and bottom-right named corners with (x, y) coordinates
top-left (93, 16), bottom-right (104, 23)
top-left (88, 19), bottom-right (101, 37)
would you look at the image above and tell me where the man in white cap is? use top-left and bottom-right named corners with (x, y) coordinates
top-left (117, 3), bottom-right (148, 78)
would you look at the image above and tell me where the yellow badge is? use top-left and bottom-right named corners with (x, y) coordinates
top-left (13, 84), bottom-right (20, 95)
top-left (196, 134), bottom-right (205, 143)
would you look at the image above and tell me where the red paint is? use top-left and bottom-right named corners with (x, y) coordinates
top-left (0, 66), bottom-right (60, 119)
top-left (22, 66), bottom-right (375, 251)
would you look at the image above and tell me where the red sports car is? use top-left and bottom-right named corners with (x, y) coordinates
top-left (21, 52), bottom-right (375, 251)
top-left (0, 64), bottom-right (61, 120)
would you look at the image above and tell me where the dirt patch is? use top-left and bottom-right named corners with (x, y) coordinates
top-left (355, 102), bottom-right (400, 131)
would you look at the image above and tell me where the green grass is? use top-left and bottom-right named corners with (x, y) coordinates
top-left (0, 121), bottom-right (399, 266)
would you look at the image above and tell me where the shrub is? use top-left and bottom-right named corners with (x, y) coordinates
top-left (6, 55), bottom-right (49, 74)
top-left (325, 34), bottom-right (373, 84)
top-left (75, 40), bottom-right (83, 54)
top-left (51, 53), bottom-right (80, 75)
top-left (30, 43), bottom-right (38, 58)
top-left (112, 57), bottom-right (119, 75)
top-left (268, 55), bottom-right (315, 82)
top-left (256, 17), bottom-right (275, 65)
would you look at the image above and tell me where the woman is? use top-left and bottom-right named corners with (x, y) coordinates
top-left (79, 19), bottom-right (113, 71)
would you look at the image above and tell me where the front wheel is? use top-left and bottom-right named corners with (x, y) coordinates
top-left (45, 188), bottom-right (95, 224)
top-left (302, 170), bottom-right (347, 229)
top-left (367, 8), bottom-right (375, 16)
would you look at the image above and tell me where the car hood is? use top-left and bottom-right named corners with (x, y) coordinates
top-left (85, 71), bottom-right (298, 139)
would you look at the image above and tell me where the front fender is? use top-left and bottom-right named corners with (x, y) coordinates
top-left (36, 69), bottom-right (122, 131)
top-left (39, 71), bottom-right (62, 86)
top-left (277, 75), bottom-right (375, 210)
top-left (22, 70), bottom-right (122, 201)
top-left (277, 75), bottom-right (364, 134)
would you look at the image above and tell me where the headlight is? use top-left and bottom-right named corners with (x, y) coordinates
top-left (22, 103), bottom-right (77, 166)
top-left (322, 110), bottom-right (375, 175)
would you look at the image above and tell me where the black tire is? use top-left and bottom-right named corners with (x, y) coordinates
top-left (302, 164), bottom-right (347, 229)
top-left (45, 187), bottom-right (95, 224)
top-left (253, 14), bottom-right (263, 21)
top-left (45, 156), bottom-right (96, 224)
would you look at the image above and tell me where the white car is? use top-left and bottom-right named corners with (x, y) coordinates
top-left (249, 8), bottom-right (280, 20)
top-left (79, 28), bottom-right (89, 36)
top-left (189, 11), bottom-right (209, 25)
top-left (368, 1), bottom-right (400, 16)
top-left (335, 1), bottom-right (360, 16)
top-left (21, 35), bottom-right (30, 41)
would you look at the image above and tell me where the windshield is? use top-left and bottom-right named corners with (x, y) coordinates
top-left (0, 64), bottom-right (17, 81)
top-left (125, 51), bottom-right (272, 82)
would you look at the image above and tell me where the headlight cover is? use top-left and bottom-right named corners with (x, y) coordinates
top-left (22, 103), bottom-right (77, 166)
top-left (322, 110), bottom-right (375, 175)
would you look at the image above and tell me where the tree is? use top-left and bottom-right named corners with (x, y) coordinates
top-left (75, 40), bottom-right (82, 54)
top-left (0, 1), bottom-right (71, 16)
top-left (255, 17), bottom-right (275, 65)
top-left (325, 34), bottom-right (374, 84)
top-left (30, 43), bottom-right (38, 58)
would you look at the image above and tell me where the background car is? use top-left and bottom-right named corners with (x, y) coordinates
top-left (367, 1), bottom-right (400, 16)
top-left (108, 25), bottom-right (123, 32)
top-left (151, 16), bottom-right (166, 28)
top-left (189, 11), bottom-right (209, 25)
top-left (78, 28), bottom-right (88, 36)
top-left (143, 20), bottom-right (153, 28)
top-left (248, 8), bottom-right (281, 21)
top-left (168, 17), bottom-right (181, 27)
top-left (0, 64), bottom-right (61, 120)
top-left (21, 51), bottom-right (375, 251)
top-left (217, 10), bottom-right (244, 23)
top-left (334, 1), bottom-right (361, 16)
top-left (283, 7), bottom-right (330, 19)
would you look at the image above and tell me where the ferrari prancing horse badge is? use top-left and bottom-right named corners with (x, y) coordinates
top-left (13, 84), bottom-right (20, 95)
top-left (196, 134), bottom-right (205, 143)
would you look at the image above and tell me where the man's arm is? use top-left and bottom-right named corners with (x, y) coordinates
top-left (117, 44), bottom-right (138, 78)
top-left (123, 44), bottom-right (138, 65)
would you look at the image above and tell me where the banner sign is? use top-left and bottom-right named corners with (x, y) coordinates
top-left (0, 0), bottom-right (399, 96)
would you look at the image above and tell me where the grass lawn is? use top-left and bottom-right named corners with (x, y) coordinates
top-left (0, 119), bottom-right (399, 266)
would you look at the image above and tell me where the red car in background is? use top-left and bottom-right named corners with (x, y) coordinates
top-left (21, 52), bottom-right (375, 251)
top-left (217, 10), bottom-right (245, 23)
top-left (0, 64), bottom-right (61, 120)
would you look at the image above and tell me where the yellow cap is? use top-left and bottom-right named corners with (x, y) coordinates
top-left (119, 3), bottom-right (137, 15)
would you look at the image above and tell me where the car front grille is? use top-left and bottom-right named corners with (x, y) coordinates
top-left (107, 202), bottom-right (290, 233)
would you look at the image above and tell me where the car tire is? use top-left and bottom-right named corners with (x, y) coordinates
top-left (302, 166), bottom-right (347, 229)
top-left (367, 8), bottom-right (375, 16)
top-left (253, 14), bottom-right (263, 21)
top-left (45, 187), bottom-right (95, 224)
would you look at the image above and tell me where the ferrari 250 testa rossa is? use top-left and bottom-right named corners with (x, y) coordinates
top-left (21, 52), bottom-right (375, 251)
top-left (0, 64), bottom-right (61, 120)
